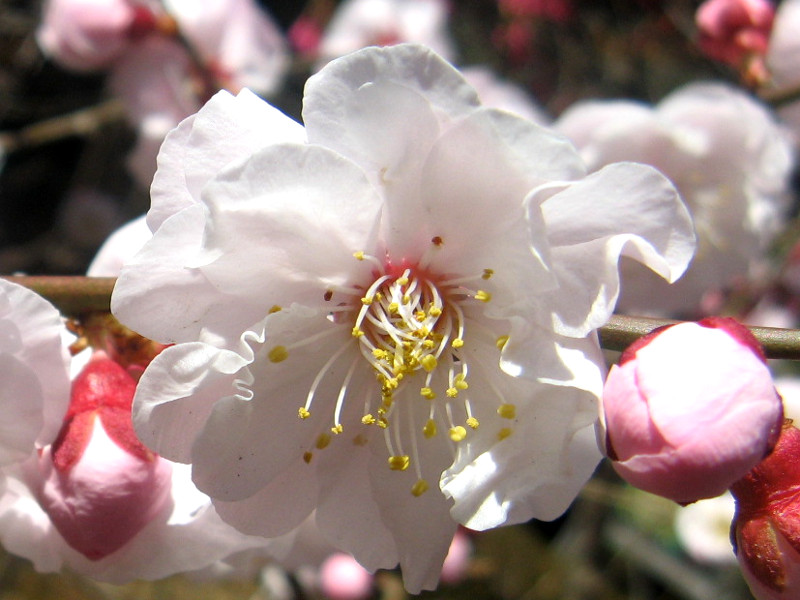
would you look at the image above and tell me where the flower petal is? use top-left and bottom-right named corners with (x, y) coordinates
top-left (195, 143), bottom-right (383, 308)
top-left (148, 88), bottom-right (304, 232)
top-left (112, 204), bottom-right (267, 348)
top-left (133, 342), bottom-right (249, 463)
top-left (535, 162), bottom-right (695, 336)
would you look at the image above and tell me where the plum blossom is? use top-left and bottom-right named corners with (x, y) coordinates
top-left (37, 0), bottom-right (289, 188)
top-left (315, 0), bottom-right (455, 67)
top-left (112, 44), bottom-right (694, 591)
top-left (0, 277), bottom-right (269, 581)
top-left (556, 82), bottom-right (794, 317)
top-left (602, 317), bottom-right (783, 504)
top-left (674, 492), bottom-right (738, 565)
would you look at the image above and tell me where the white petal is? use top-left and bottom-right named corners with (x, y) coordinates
top-left (536, 162), bottom-right (695, 336)
top-left (0, 355), bottom-right (45, 465)
top-left (133, 342), bottom-right (249, 463)
top-left (196, 143), bottom-right (383, 308)
top-left (0, 278), bottom-right (70, 447)
top-left (212, 456), bottom-right (319, 537)
top-left (442, 383), bottom-right (600, 529)
top-left (148, 88), bottom-right (304, 232)
top-left (112, 204), bottom-right (267, 348)
top-left (87, 215), bottom-right (151, 277)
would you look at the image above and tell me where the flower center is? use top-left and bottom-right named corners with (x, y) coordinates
top-left (273, 242), bottom-right (515, 497)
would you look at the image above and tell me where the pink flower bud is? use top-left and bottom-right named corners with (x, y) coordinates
top-left (602, 317), bottom-right (783, 504)
top-left (731, 421), bottom-right (800, 600)
top-left (696, 0), bottom-right (775, 70)
top-left (35, 352), bottom-right (172, 560)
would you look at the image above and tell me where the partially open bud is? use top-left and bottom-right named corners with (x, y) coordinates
top-left (602, 317), bottom-right (783, 504)
top-left (731, 421), bottom-right (800, 600)
top-left (35, 352), bottom-right (172, 560)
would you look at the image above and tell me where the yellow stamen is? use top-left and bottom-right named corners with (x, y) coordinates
top-left (467, 417), bottom-right (479, 429)
top-left (411, 479), bottom-right (430, 496)
top-left (497, 403), bottom-right (516, 419)
top-left (268, 345), bottom-right (288, 363)
top-left (449, 426), bottom-right (467, 442)
top-left (331, 424), bottom-right (344, 434)
top-left (268, 305), bottom-right (282, 313)
top-left (496, 335), bottom-right (509, 350)
top-left (420, 387), bottom-right (436, 400)
top-left (452, 338), bottom-right (464, 348)
top-left (353, 251), bottom-right (365, 260)
top-left (303, 451), bottom-right (313, 463)
top-left (352, 327), bottom-right (365, 338)
top-left (362, 414), bottom-right (376, 425)
top-left (388, 455), bottom-right (410, 471)
top-left (421, 355), bottom-right (438, 372)
top-left (298, 407), bottom-right (311, 419)
top-left (475, 290), bottom-right (492, 302)
top-left (482, 269), bottom-right (494, 280)
top-left (423, 419), bottom-right (437, 438)
top-left (446, 387), bottom-right (459, 398)
top-left (498, 427), bottom-right (513, 440)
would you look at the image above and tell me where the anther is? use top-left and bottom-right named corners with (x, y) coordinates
top-left (268, 305), bottom-right (282, 313)
top-left (331, 424), bottom-right (344, 434)
top-left (420, 387), bottom-right (436, 400)
top-left (421, 355), bottom-right (438, 372)
top-left (353, 251), bottom-right (365, 260)
top-left (446, 387), bottom-right (459, 398)
top-left (498, 428), bottom-right (513, 440)
top-left (388, 455), bottom-right (410, 471)
top-left (423, 419), bottom-right (437, 438)
top-left (452, 338), bottom-right (464, 348)
top-left (268, 345), bottom-right (289, 363)
top-left (298, 407), bottom-right (311, 419)
top-left (431, 236), bottom-right (443, 246)
top-left (316, 433), bottom-right (331, 449)
top-left (497, 403), bottom-right (516, 419)
top-left (475, 290), bottom-right (492, 302)
top-left (303, 451), bottom-right (313, 463)
top-left (362, 414), bottom-right (376, 425)
top-left (495, 335), bottom-right (509, 350)
top-left (466, 417), bottom-right (479, 429)
top-left (411, 479), bottom-right (430, 496)
top-left (482, 269), bottom-right (494, 280)
top-left (449, 426), bottom-right (467, 442)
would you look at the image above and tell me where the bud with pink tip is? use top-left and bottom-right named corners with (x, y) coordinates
top-left (731, 421), bottom-right (800, 600)
top-left (696, 0), bottom-right (775, 82)
top-left (35, 351), bottom-right (173, 560)
top-left (602, 316), bottom-right (783, 504)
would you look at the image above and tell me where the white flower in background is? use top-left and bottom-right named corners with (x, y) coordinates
top-left (316, 0), bottom-right (455, 67)
top-left (767, 0), bottom-right (800, 140)
top-left (112, 44), bottom-right (694, 592)
top-left (87, 214), bottom-right (151, 277)
top-left (674, 492), bottom-right (737, 565)
top-left (0, 279), bottom-right (269, 582)
top-left (460, 66), bottom-right (550, 125)
top-left (556, 82), bottom-right (793, 317)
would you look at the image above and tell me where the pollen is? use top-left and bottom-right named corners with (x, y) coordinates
top-left (268, 345), bottom-right (289, 363)
top-left (298, 407), bottom-right (311, 419)
top-left (353, 251), bottom-right (365, 260)
top-left (352, 326), bottom-right (365, 338)
top-left (452, 338), bottom-right (464, 348)
top-left (362, 414), bottom-right (376, 425)
top-left (449, 426), bottom-right (467, 442)
top-left (421, 355), bottom-right (438, 372)
top-left (495, 335), bottom-right (509, 350)
top-left (423, 419), bottom-right (437, 438)
top-left (497, 403), bottom-right (516, 419)
top-left (361, 296), bottom-right (374, 305)
top-left (331, 424), bottom-right (344, 434)
top-left (411, 479), bottom-right (430, 496)
top-left (446, 387), bottom-right (459, 398)
top-left (475, 290), bottom-right (492, 302)
top-left (467, 417), bottom-right (480, 429)
top-left (388, 455), bottom-right (410, 471)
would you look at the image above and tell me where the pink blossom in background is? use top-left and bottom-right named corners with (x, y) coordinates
top-left (319, 553), bottom-right (374, 600)
top-left (696, 0), bottom-right (775, 82)
top-left (602, 317), bottom-right (783, 504)
top-left (556, 82), bottom-right (794, 317)
top-left (37, 0), bottom-right (289, 189)
top-left (316, 0), bottom-right (456, 68)
top-left (460, 66), bottom-right (550, 125)
top-left (498, 0), bottom-right (574, 22)
top-left (36, 0), bottom-right (160, 72)
top-left (731, 421), bottom-right (800, 600)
